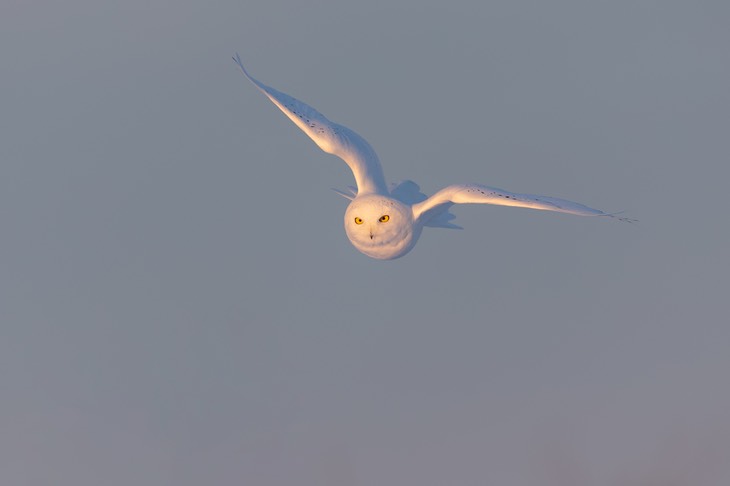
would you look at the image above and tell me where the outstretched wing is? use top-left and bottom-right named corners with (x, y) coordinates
top-left (412, 183), bottom-right (633, 223)
top-left (233, 54), bottom-right (388, 196)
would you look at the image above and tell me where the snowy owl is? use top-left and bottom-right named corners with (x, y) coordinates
top-left (233, 54), bottom-right (631, 260)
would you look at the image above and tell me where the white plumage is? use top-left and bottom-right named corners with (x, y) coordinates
top-left (233, 54), bottom-right (632, 260)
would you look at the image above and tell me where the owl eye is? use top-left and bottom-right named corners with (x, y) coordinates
top-left (379, 215), bottom-right (390, 223)
top-left (354, 217), bottom-right (363, 225)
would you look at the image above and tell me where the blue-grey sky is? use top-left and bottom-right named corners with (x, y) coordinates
top-left (2, 1), bottom-right (729, 485)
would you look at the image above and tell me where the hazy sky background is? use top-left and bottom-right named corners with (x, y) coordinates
top-left (2, 1), bottom-right (729, 485)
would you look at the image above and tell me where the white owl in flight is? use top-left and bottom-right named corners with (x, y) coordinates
top-left (233, 54), bottom-right (631, 260)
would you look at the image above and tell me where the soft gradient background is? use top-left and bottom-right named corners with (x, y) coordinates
top-left (2, 1), bottom-right (729, 485)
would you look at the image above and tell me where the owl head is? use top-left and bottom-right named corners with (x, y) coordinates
top-left (343, 195), bottom-right (421, 260)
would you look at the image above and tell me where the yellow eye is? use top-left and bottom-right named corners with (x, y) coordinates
top-left (379, 215), bottom-right (390, 223)
top-left (354, 217), bottom-right (363, 225)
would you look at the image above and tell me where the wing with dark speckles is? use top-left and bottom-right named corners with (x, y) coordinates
top-left (233, 54), bottom-right (388, 196)
top-left (412, 183), bottom-right (629, 223)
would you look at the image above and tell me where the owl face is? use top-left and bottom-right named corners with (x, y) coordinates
top-left (344, 195), bottom-right (421, 260)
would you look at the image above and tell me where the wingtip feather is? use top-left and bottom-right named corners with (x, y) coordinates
top-left (232, 52), bottom-right (253, 80)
